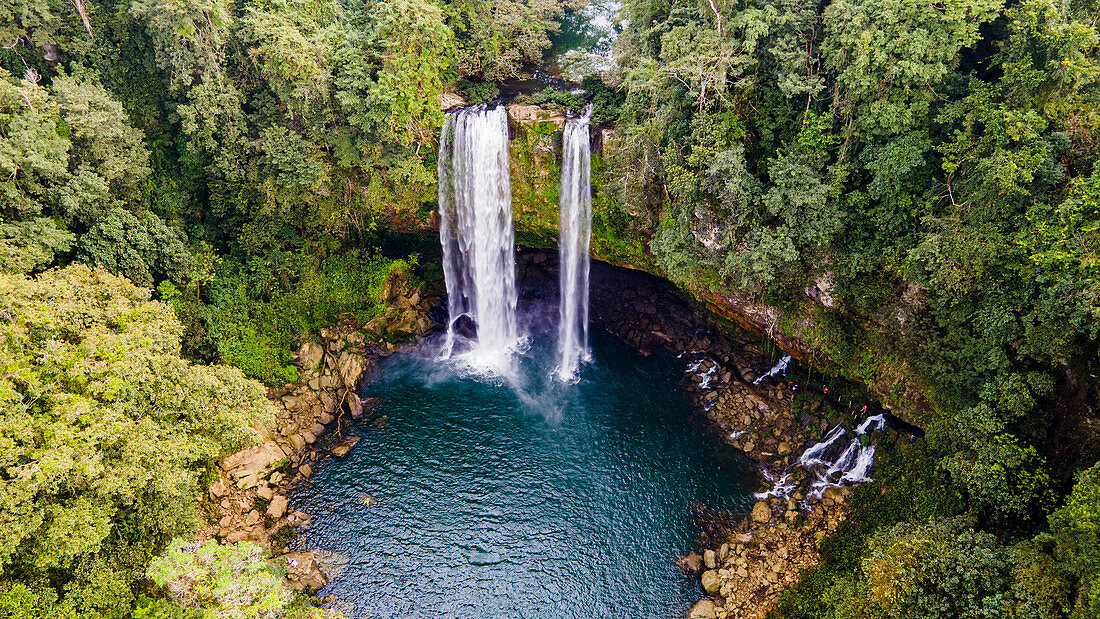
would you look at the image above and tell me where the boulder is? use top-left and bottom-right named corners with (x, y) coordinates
top-left (288, 510), bottom-right (311, 528)
top-left (267, 495), bottom-right (288, 519)
top-left (282, 551), bottom-right (329, 591)
top-left (309, 423), bottom-right (325, 437)
top-left (299, 463), bottom-right (313, 478)
top-left (208, 478), bottom-right (228, 499)
top-left (704, 549), bottom-right (717, 570)
top-left (337, 352), bottom-right (364, 388)
top-left (257, 485), bottom-right (274, 501)
top-left (688, 599), bottom-right (718, 619)
top-left (439, 92), bottom-right (466, 111)
top-left (298, 342), bottom-right (324, 373)
top-left (319, 390), bottom-right (337, 413)
top-left (287, 433), bottom-right (306, 452)
top-left (331, 436), bottom-right (360, 458)
top-left (751, 501), bottom-right (771, 523)
top-left (677, 552), bottom-right (704, 575)
top-left (348, 393), bottom-right (364, 419)
top-left (222, 441), bottom-right (286, 480)
top-left (701, 569), bottom-right (721, 595)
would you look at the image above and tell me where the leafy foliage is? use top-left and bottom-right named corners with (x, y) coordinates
top-left (0, 265), bottom-right (275, 616)
top-left (146, 539), bottom-right (292, 617)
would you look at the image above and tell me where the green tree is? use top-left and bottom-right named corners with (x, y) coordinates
top-left (0, 265), bottom-right (275, 617)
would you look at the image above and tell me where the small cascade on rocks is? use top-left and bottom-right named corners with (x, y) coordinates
top-left (753, 354), bottom-right (791, 385)
top-left (555, 106), bottom-right (593, 381)
top-left (755, 413), bottom-right (885, 501)
top-left (437, 105), bottom-right (518, 370)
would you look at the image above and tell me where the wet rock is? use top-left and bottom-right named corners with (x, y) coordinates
top-left (309, 423), bottom-right (325, 437)
top-left (678, 552), bottom-right (704, 575)
top-left (331, 436), bottom-right (360, 458)
top-left (348, 393), bottom-right (364, 419)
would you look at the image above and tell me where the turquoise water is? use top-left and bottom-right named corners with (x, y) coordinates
top-left (293, 329), bottom-right (753, 618)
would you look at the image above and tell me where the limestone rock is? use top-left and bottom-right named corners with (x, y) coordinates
top-left (257, 485), bottom-right (274, 501)
top-left (752, 500), bottom-right (771, 523)
top-left (704, 549), bottom-right (717, 570)
top-left (689, 599), bottom-right (718, 619)
top-left (337, 352), bottom-right (365, 390)
top-left (288, 433), bottom-right (306, 452)
top-left (319, 390), bottom-right (337, 413)
top-left (209, 478), bottom-right (228, 499)
top-left (222, 441), bottom-right (286, 480)
top-left (267, 495), bottom-right (288, 519)
top-left (299, 463), bottom-right (313, 478)
top-left (298, 342), bottom-right (324, 372)
top-left (701, 569), bottom-right (721, 595)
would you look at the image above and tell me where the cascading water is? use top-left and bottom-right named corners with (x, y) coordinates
top-left (555, 106), bottom-right (593, 381)
top-left (437, 106), bottom-right (518, 369)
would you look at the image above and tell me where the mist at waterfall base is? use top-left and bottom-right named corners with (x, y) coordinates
top-left (293, 328), bottom-right (754, 618)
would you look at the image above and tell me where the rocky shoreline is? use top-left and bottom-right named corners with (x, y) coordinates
top-left (197, 273), bottom-right (437, 598)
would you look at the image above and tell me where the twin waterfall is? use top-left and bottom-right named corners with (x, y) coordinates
top-left (438, 104), bottom-right (592, 379)
top-left (438, 106), bottom-right (519, 367)
top-left (556, 108), bottom-right (593, 381)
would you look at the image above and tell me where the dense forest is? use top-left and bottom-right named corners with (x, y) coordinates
top-left (3, 0), bottom-right (1100, 616)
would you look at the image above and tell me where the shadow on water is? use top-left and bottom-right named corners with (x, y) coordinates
top-left (292, 326), bottom-right (754, 619)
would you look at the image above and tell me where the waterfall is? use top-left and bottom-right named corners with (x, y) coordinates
top-left (555, 107), bottom-right (593, 381)
top-left (438, 106), bottom-right (518, 368)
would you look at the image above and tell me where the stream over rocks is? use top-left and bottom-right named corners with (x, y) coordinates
top-left (291, 327), bottom-right (754, 618)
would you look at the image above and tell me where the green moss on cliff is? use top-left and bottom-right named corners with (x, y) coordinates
top-left (509, 121), bottom-right (561, 247)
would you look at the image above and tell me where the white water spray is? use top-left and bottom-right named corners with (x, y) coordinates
top-left (753, 354), bottom-right (791, 385)
top-left (555, 106), bottom-right (593, 381)
top-left (438, 106), bottom-right (518, 370)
